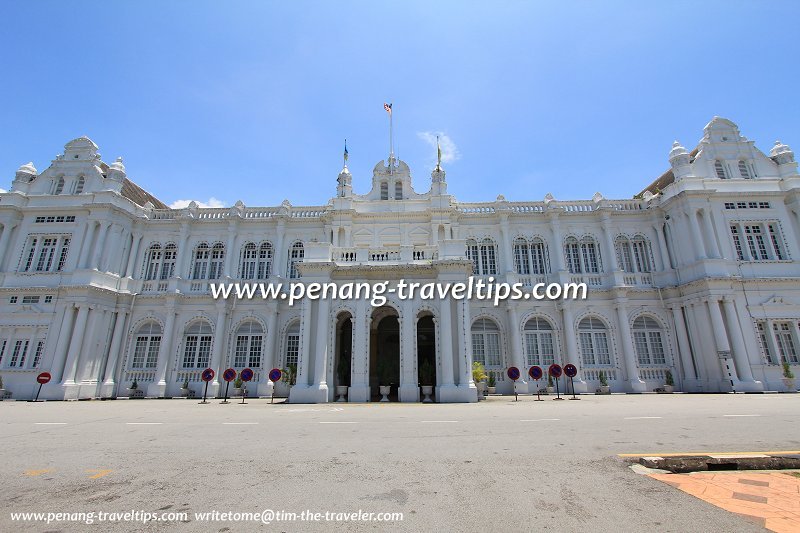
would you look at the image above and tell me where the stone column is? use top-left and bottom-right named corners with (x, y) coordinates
top-left (499, 215), bottom-right (513, 274)
top-left (101, 224), bottom-right (124, 272)
top-left (101, 311), bottom-right (128, 397)
top-left (91, 222), bottom-right (111, 270)
top-left (78, 221), bottom-right (96, 269)
top-left (258, 306), bottom-right (279, 397)
top-left (654, 223), bottom-right (671, 270)
top-left (149, 304), bottom-right (177, 398)
top-left (437, 298), bottom-right (457, 400)
top-left (175, 223), bottom-right (191, 279)
top-left (706, 298), bottom-right (740, 390)
top-left (560, 303), bottom-right (587, 393)
top-left (615, 300), bottom-right (646, 392)
top-left (456, 298), bottom-right (475, 396)
top-left (296, 299), bottom-right (313, 387)
top-left (399, 297), bottom-right (419, 402)
top-left (224, 221), bottom-right (238, 278)
top-left (273, 220), bottom-right (286, 278)
top-left (50, 304), bottom-right (76, 383)
top-left (0, 221), bottom-right (17, 270)
top-left (209, 303), bottom-right (228, 394)
top-left (702, 210), bottom-right (721, 259)
top-left (61, 304), bottom-right (89, 386)
top-left (600, 215), bottom-right (619, 272)
top-left (669, 306), bottom-right (696, 381)
top-left (722, 298), bottom-right (761, 390)
top-left (77, 307), bottom-right (101, 383)
top-left (348, 299), bottom-right (370, 402)
top-left (312, 297), bottom-right (331, 400)
top-left (685, 209), bottom-right (707, 261)
top-left (125, 231), bottom-right (143, 278)
top-left (506, 305), bottom-right (527, 392)
top-left (549, 215), bottom-right (565, 273)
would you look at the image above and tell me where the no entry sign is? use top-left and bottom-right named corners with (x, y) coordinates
top-left (507, 366), bottom-right (521, 381)
top-left (564, 364), bottom-right (578, 378)
top-left (268, 368), bottom-right (282, 382)
top-left (240, 368), bottom-right (254, 382)
top-left (36, 372), bottom-right (52, 385)
top-left (201, 368), bottom-right (215, 382)
top-left (223, 368), bottom-right (237, 382)
top-left (548, 364), bottom-right (563, 378)
top-left (528, 366), bottom-right (543, 380)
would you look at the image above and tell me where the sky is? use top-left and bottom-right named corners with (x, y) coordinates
top-left (1, 1), bottom-right (799, 207)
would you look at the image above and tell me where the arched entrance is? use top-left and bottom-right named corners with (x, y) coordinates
top-left (370, 306), bottom-right (400, 401)
top-left (334, 312), bottom-right (352, 399)
top-left (417, 314), bottom-right (437, 401)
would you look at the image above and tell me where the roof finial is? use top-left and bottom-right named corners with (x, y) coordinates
top-left (343, 139), bottom-right (348, 169)
top-left (436, 135), bottom-right (442, 171)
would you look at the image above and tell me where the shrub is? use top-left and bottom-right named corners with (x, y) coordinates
top-left (472, 361), bottom-right (488, 384)
top-left (665, 370), bottom-right (674, 386)
top-left (783, 361), bottom-right (795, 380)
top-left (598, 371), bottom-right (608, 387)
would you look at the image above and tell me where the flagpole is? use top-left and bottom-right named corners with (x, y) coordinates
top-left (389, 108), bottom-right (394, 174)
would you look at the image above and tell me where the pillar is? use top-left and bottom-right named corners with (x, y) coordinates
top-left (560, 303), bottom-right (587, 393)
top-left (101, 311), bottom-right (128, 397)
top-left (615, 301), bottom-right (646, 392)
top-left (258, 307), bottom-right (279, 397)
top-left (50, 304), bottom-right (76, 383)
top-left (125, 231), bottom-right (143, 278)
top-left (78, 221), bottom-right (96, 269)
top-left (706, 298), bottom-right (740, 391)
top-left (91, 222), bottom-right (111, 270)
top-left (722, 298), bottom-right (761, 390)
top-left (669, 306), bottom-right (696, 382)
top-left (686, 210), bottom-right (707, 261)
top-left (399, 297), bottom-right (419, 402)
top-left (148, 304), bottom-right (177, 397)
top-left (61, 304), bottom-right (89, 387)
top-left (312, 297), bottom-right (331, 399)
top-left (348, 299), bottom-right (370, 402)
top-left (437, 298), bottom-right (457, 401)
top-left (506, 305), bottom-right (527, 392)
top-left (209, 303), bottom-right (228, 395)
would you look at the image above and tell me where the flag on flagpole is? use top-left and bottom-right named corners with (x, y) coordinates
top-left (343, 139), bottom-right (348, 163)
top-left (384, 102), bottom-right (392, 114)
top-left (436, 135), bottom-right (442, 169)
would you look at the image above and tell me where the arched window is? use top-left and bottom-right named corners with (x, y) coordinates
top-left (738, 160), bottom-right (752, 179)
top-left (130, 321), bottom-right (162, 369)
top-left (54, 177), bottom-right (65, 195)
top-left (524, 317), bottom-right (555, 367)
top-left (471, 318), bottom-right (501, 369)
top-left (233, 321), bottom-right (264, 368)
top-left (632, 316), bottom-right (666, 366)
top-left (240, 243), bottom-right (257, 279)
top-left (578, 317), bottom-right (611, 366)
top-left (380, 181), bottom-right (389, 200)
top-left (394, 181), bottom-right (403, 200)
top-left (565, 237), bottom-right (600, 273)
top-left (514, 237), bottom-right (549, 275)
top-left (209, 243), bottom-right (225, 279)
top-left (161, 243), bottom-right (177, 280)
top-left (288, 241), bottom-right (304, 279)
top-left (144, 244), bottom-right (162, 280)
top-left (74, 176), bottom-right (85, 194)
top-left (284, 320), bottom-right (301, 367)
top-left (181, 321), bottom-right (213, 368)
top-left (466, 238), bottom-right (497, 275)
top-left (714, 160), bottom-right (728, 179)
top-left (191, 243), bottom-right (210, 279)
top-left (615, 236), bottom-right (652, 273)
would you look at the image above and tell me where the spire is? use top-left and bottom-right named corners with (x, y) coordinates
top-left (436, 135), bottom-right (442, 171)
top-left (384, 102), bottom-right (394, 171)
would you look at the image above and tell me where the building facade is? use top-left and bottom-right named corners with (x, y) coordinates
top-left (1, 117), bottom-right (799, 402)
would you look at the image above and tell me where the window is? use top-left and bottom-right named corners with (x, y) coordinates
top-left (191, 244), bottom-right (210, 279)
top-left (240, 242), bottom-right (272, 279)
top-left (773, 322), bottom-right (799, 364)
top-left (144, 244), bottom-right (162, 280)
top-left (182, 321), bottom-right (213, 368)
top-left (714, 160), bottom-right (728, 179)
top-left (471, 318), bottom-right (501, 369)
top-left (20, 235), bottom-right (71, 273)
top-left (22, 295), bottom-right (40, 304)
top-left (615, 236), bottom-right (652, 273)
top-left (161, 244), bottom-right (177, 279)
top-left (35, 215), bottom-right (76, 223)
top-left (44, 295), bottom-right (53, 303)
top-left (578, 317), bottom-right (611, 366)
top-left (466, 238), bottom-right (497, 276)
top-left (724, 202), bottom-right (770, 210)
top-left (394, 181), bottom-right (403, 200)
top-left (632, 316), bottom-right (666, 366)
top-left (738, 160), bottom-right (753, 179)
top-left (9, 296), bottom-right (17, 304)
top-left (8, 340), bottom-right (28, 368)
top-left (729, 222), bottom-right (787, 261)
top-left (514, 238), bottom-right (549, 276)
top-left (74, 176), bottom-right (85, 194)
top-left (288, 242), bottom-right (304, 279)
top-left (54, 177), bottom-right (65, 195)
top-left (524, 317), bottom-right (555, 367)
top-left (284, 321), bottom-right (300, 366)
top-left (0, 340), bottom-right (5, 366)
top-left (130, 322), bottom-right (161, 369)
top-left (233, 321), bottom-right (264, 368)
top-left (380, 181), bottom-right (388, 200)
top-left (565, 237), bottom-right (601, 274)
top-left (32, 340), bottom-right (44, 368)
top-left (757, 322), bottom-right (775, 364)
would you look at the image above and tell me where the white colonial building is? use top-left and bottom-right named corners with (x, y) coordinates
top-left (1, 117), bottom-right (799, 402)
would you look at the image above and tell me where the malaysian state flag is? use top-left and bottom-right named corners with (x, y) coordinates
top-left (384, 102), bottom-right (392, 114)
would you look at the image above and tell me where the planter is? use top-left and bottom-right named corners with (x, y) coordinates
top-left (180, 387), bottom-right (190, 397)
top-left (662, 384), bottom-right (674, 394)
top-left (0, 388), bottom-right (10, 400)
top-left (379, 385), bottom-right (391, 402)
top-left (596, 385), bottom-right (611, 395)
top-left (782, 377), bottom-right (797, 392)
top-left (127, 388), bottom-right (143, 399)
top-left (232, 387), bottom-right (243, 397)
top-left (546, 386), bottom-right (555, 394)
top-left (336, 385), bottom-right (348, 402)
top-left (476, 381), bottom-right (487, 400)
top-left (420, 385), bottom-right (434, 403)
top-left (487, 386), bottom-right (496, 395)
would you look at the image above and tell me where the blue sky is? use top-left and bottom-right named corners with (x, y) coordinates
top-left (1, 1), bottom-right (798, 207)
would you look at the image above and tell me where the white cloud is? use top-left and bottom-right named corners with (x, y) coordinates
top-left (169, 197), bottom-right (226, 209)
top-left (417, 131), bottom-right (461, 165)
top-left (0, 188), bottom-right (6, 193)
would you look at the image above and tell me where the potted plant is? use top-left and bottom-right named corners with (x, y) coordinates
top-left (335, 355), bottom-right (349, 402)
top-left (378, 359), bottom-right (391, 402)
top-left (232, 376), bottom-right (243, 397)
top-left (782, 361), bottom-right (796, 392)
top-left (487, 373), bottom-right (496, 395)
top-left (419, 359), bottom-right (434, 403)
top-left (596, 371), bottom-right (610, 394)
top-left (663, 370), bottom-right (674, 393)
top-left (472, 361), bottom-right (488, 399)
top-left (546, 373), bottom-right (555, 394)
top-left (180, 379), bottom-right (190, 397)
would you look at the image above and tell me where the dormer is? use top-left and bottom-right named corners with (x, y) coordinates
top-left (363, 157), bottom-right (418, 201)
top-left (689, 117), bottom-right (773, 180)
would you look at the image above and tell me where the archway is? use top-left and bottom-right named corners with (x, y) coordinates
top-left (369, 306), bottom-right (400, 401)
top-left (334, 312), bottom-right (352, 395)
top-left (416, 314), bottom-right (437, 401)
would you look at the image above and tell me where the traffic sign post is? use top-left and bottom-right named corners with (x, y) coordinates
top-left (32, 372), bottom-right (51, 402)
top-left (199, 368), bottom-right (215, 404)
top-left (564, 364), bottom-right (580, 400)
top-left (268, 368), bottom-right (282, 404)
top-left (221, 368), bottom-right (237, 404)
top-left (240, 368), bottom-right (254, 404)
top-left (549, 364), bottom-right (564, 400)
top-left (507, 367), bottom-right (521, 401)
top-left (528, 366), bottom-right (544, 401)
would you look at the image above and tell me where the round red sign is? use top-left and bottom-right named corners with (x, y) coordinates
top-left (36, 372), bottom-right (52, 385)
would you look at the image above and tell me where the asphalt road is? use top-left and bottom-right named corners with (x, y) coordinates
top-left (2, 393), bottom-right (798, 532)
